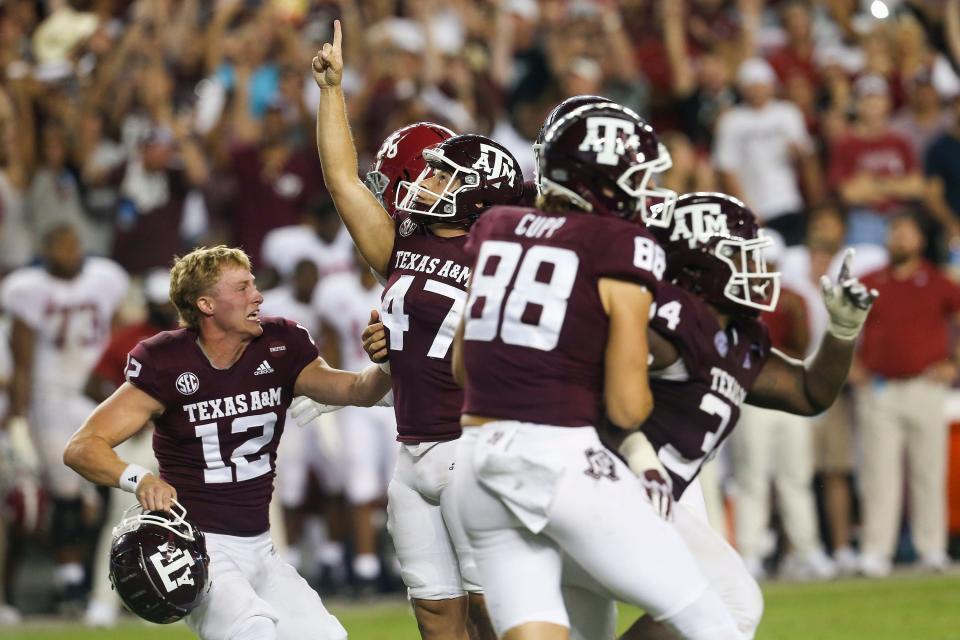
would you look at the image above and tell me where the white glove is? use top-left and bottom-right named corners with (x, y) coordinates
top-left (820, 248), bottom-right (879, 341)
top-left (290, 396), bottom-right (342, 429)
top-left (1, 416), bottom-right (40, 474)
top-left (619, 431), bottom-right (673, 520)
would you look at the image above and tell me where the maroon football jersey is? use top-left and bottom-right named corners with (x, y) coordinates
top-left (125, 318), bottom-right (319, 535)
top-left (642, 282), bottom-right (771, 499)
top-left (382, 219), bottom-right (472, 443)
top-left (462, 206), bottom-right (665, 427)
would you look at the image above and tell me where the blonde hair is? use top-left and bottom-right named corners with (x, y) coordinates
top-left (169, 246), bottom-right (252, 331)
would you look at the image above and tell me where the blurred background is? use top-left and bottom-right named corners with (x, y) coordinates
top-left (1, 0), bottom-right (960, 633)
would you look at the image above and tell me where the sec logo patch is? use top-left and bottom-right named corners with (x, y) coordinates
top-left (175, 372), bottom-right (200, 395)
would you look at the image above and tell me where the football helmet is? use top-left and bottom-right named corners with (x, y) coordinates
top-left (538, 102), bottom-right (677, 226)
top-left (109, 500), bottom-right (209, 624)
top-left (396, 134), bottom-right (524, 225)
top-left (365, 122), bottom-right (455, 217)
top-left (533, 94), bottom-right (613, 188)
top-left (653, 192), bottom-right (781, 315)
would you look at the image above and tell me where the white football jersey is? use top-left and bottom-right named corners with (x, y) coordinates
top-left (260, 224), bottom-right (355, 279)
top-left (260, 286), bottom-right (320, 337)
top-left (0, 257), bottom-right (129, 398)
top-left (313, 273), bottom-right (384, 372)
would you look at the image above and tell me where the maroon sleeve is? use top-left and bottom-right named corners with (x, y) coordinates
top-left (125, 341), bottom-right (167, 403)
top-left (590, 220), bottom-right (664, 292)
top-left (277, 317), bottom-right (321, 380)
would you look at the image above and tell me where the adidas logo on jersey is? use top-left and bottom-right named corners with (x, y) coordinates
top-left (254, 360), bottom-right (275, 376)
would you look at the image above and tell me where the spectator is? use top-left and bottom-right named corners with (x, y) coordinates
top-left (110, 121), bottom-right (209, 275)
top-left (855, 212), bottom-right (960, 577)
top-left (924, 94), bottom-right (960, 247)
top-left (827, 74), bottom-right (925, 247)
top-left (779, 204), bottom-right (888, 574)
top-left (713, 57), bottom-right (823, 245)
top-left (25, 123), bottom-right (95, 256)
top-left (733, 234), bottom-right (836, 581)
top-left (891, 70), bottom-right (951, 164)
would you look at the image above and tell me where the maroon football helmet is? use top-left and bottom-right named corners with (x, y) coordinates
top-left (538, 102), bottom-right (677, 225)
top-left (109, 500), bottom-right (210, 624)
top-left (533, 95), bottom-right (613, 187)
top-left (653, 192), bottom-right (781, 315)
top-left (396, 134), bottom-right (524, 225)
top-left (365, 122), bottom-right (455, 217)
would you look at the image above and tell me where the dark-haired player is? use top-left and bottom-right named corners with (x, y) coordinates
top-left (603, 192), bottom-right (877, 640)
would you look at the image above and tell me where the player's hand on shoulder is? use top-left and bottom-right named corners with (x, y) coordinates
top-left (362, 309), bottom-right (389, 364)
top-left (820, 248), bottom-right (879, 341)
top-left (137, 475), bottom-right (178, 513)
top-left (312, 20), bottom-right (344, 88)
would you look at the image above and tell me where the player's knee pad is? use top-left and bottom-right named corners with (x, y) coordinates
top-left (660, 587), bottom-right (746, 640)
top-left (51, 497), bottom-right (85, 548)
top-left (233, 615), bottom-right (277, 640)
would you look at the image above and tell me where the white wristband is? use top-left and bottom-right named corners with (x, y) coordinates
top-left (119, 463), bottom-right (153, 493)
top-left (618, 431), bottom-right (666, 477)
top-left (378, 361), bottom-right (391, 374)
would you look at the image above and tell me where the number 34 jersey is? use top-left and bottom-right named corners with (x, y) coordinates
top-left (642, 283), bottom-right (772, 499)
top-left (125, 318), bottom-right (319, 535)
top-left (462, 206), bottom-right (665, 428)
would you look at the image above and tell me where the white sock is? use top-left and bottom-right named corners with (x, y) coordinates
top-left (353, 553), bottom-right (381, 580)
top-left (55, 562), bottom-right (84, 588)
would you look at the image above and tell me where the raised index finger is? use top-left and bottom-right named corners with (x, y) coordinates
top-left (333, 19), bottom-right (342, 52)
top-left (838, 247), bottom-right (855, 283)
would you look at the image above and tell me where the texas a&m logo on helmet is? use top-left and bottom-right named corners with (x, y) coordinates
top-left (538, 102), bottom-right (677, 226)
top-left (396, 134), bottom-right (524, 225)
top-left (109, 500), bottom-right (209, 624)
top-left (653, 192), bottom-right (781, 315)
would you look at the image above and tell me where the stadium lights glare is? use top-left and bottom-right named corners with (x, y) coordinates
top-left (870, 0), bottom-right (890, 19)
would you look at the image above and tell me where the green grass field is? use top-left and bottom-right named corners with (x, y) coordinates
top-left (4, 573), bottom-right (959, 639)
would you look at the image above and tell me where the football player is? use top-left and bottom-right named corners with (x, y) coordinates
top-left (63, 245), bottom-right (393, 640)
top-left (1, 224), bottom-right (129, 612)
top-left (313, 21), bottom-right (522, 640)
top-left (604, 192), bottom-right (877, 640)
top-left (450, 102), bottom-right (745, 640)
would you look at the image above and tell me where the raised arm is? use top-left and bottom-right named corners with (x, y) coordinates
top-left (293, 356), bottom-right (392, 408)
top-left (312, 20), bottom-right (395, 277)
top-left (746, 249), bottom-right (878, 415)
top-left (63, 382), bottom-right (176, 511)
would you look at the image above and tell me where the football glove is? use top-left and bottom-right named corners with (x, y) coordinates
top-left (0, 416), bottom-right (40, 475)
top-left (619, 431), bottom-right (673, 520)
top-left (290, 396), bottom-right (341, 429)
top-left (820, 248), bottom-right (879, 341)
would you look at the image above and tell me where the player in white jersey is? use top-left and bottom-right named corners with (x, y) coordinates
top-left (314, 250), bottom-right (398, 589)
top-left (260, 260), bottom-right (347, 581)
top-left (0, 224), bottom-right (129, 608)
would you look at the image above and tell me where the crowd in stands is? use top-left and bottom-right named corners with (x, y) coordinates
top-left (1, 0), bottom-right (959, 623)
